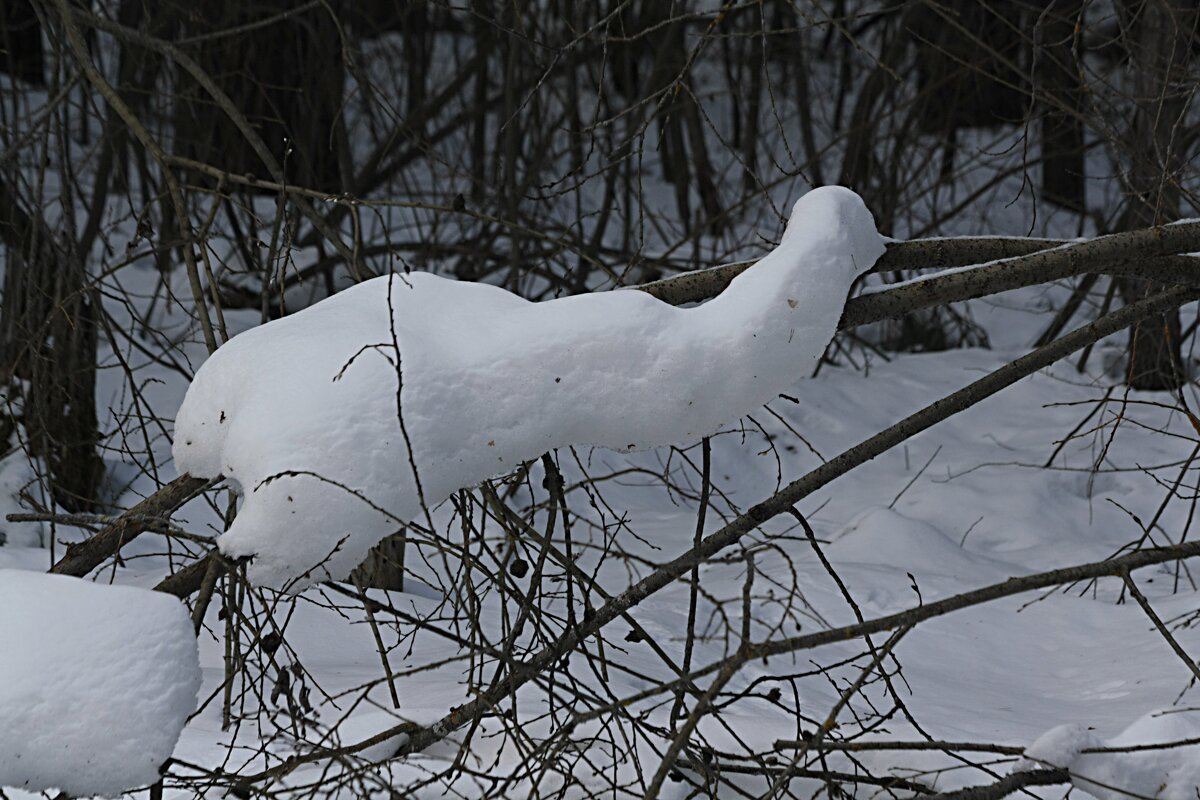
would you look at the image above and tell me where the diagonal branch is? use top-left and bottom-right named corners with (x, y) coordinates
top-left (922, 768), bottom-right (1071, 800)
top-left (385, 285), bottom-right (1199, 758)
top-left (227, 530), bottom-right (1200, 785)
top-left (47, 475), bottom-right (213, 578)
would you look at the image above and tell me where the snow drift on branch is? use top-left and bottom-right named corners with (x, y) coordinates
top-left (173, 186), bottom-right (885, 588)
top-left (0, 570), bottom-right (201, 797)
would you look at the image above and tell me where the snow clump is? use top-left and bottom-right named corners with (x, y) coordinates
top-left (173, 185), bottom-right (886, 588)
top-left (0, 570), bottom-right (201, 797)
top-left (1018, 712), bottom-right (1200, 800)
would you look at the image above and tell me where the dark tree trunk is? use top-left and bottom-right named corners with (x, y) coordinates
top-left (173, 1), bottom-right (346, 193)
top-left (1039, 0), bottom-right (1087, 211)
top-left (0, 0), bottom-right (43, 85)
top-left (351, 531), bottom-right (406, 591)
top-left (0, 180), bottom-right (103, 512)
top-left (911, 1), bottom-right (1028, 136)
top-left (1118, 0), bottom-right (1195, 391)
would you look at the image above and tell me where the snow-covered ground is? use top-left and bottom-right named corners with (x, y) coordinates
top-left (1, 37), bottom-right (1197, 795)
top-left (4, 250), bottom-right (1200, 796)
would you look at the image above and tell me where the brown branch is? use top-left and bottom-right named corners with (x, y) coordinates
top-left (841, 253), bottom-right (1200, 329)
top-left (922, 769), bottom-right (1070, 800)
top-left (752, 542), bottom-right (1200, 661)
top-left (637, 226), bottom-right (1200, 328)
top-left (674, 761), bottom-right (936, 794)
top-left (155, 550), bottom-right (218, 597)
top-left (231, 532), bottom-right (1200, 786)
top-left (636, 235), bottom-right (1065, 305)
top-left (48, 475), bottom-right (213, 577)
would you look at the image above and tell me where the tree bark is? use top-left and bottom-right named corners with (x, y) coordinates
top-left (0, 179), bottom-right (103, 512)
top-left (172, 0), bottom-right (346, 193)
top-left (1039, 0), bottom-right (1086, 211)
top-left (1117, 0), bottom-right (1196, 390)
top-left (351, 531), bottom-right (406, 591)
top-left (0, 0), bottom-right (43, 85)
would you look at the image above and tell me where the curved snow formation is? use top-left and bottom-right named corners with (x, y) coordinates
top-left (174, 186), bottom-right (885, 588)
top-left (0, 570), bottom-right (201, 797)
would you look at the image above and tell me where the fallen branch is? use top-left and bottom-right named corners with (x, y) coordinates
top-left (154, 549), bottom-right (218, 597)
top-left (753, 541), bottom-right (1200, 660)
top-left (637, 236), bottom-right (1062, 304)
top-left (673, 760), bottom-right (935, 794)
top-left (638, 220), bottom-right (1200, 308)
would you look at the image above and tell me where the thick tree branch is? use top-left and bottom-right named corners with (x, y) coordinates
top-left (47, 475), bottom-right (213, 577)
top-left (638, 226), bottom-right (1200, 326)
top-left (637, 235), bottom-right (1065, 305)
top-left (922, 769), bottom-right (1070, 800)
top-left (154, 549), bottom-right (218, 597)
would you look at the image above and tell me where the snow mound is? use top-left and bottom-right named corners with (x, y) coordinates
top-left (826, 506), bottom-right (1015, 580)
top-left (0, 570), bottom-right (201, 797)
top-left (174, 186), bottom-right (886, 588)
top-left (1020, 711), bottom-right (1200, 800)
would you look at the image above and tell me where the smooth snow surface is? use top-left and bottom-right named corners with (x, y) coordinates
top-left (0, 571), bottom-right (201, 797)
top-left (174, 186), bottom-right (885, 587)
top-left (1022, 713), bottom-right (1200, 800)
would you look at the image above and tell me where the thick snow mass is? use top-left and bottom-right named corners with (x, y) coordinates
top-left (173, 186), bottom-right (885, 587)
top-left (0, 570), bottom-right (201, 797)
top-left (1020, 713), bottom-right (1200, 800)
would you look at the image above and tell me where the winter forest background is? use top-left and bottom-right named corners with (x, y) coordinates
top-left (4, 1), bottom-right (1200, 798)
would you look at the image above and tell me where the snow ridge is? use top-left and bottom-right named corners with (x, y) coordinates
top-left (173, 186), bottom-right (885, 587)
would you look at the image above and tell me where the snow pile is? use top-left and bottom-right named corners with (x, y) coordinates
top-left (0, 570), bottom-right (201, 797)
top-left (173, 186), bottom-right (885, 587)
top-left (1019, 712), bottom-right (1200, 800)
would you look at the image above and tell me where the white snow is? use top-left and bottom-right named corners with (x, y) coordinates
top-left (0, 570), bottom-right (201, 797)
top-left (0, 450), bottom-right (42, 549)
top-left (1021, 712), bottom-right (1200, 800)
top-left (1017, 722), bottom-right (1098, 770)
top-left (173, 186), bottom-right (885, 588)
